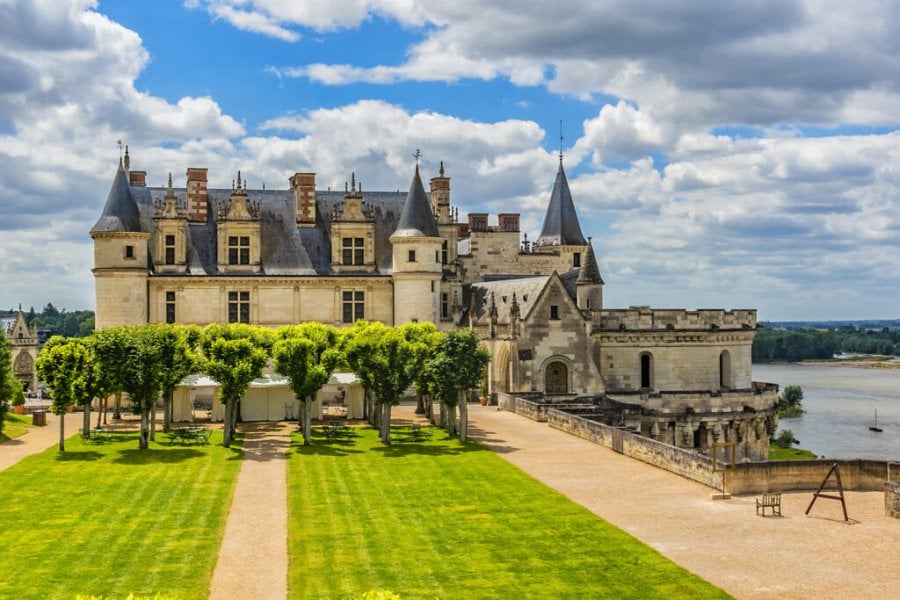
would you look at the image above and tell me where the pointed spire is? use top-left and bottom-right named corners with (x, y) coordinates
top-left (535, 161), bottom-right (587, 247)
top-left (91, 160), bottom-right (142, 233)
top-left (391, 165), bottom-right (439, 238)
top-left (576, 237), bottom-right (604, 285)
top-left (166, 172), bottom-right (174, 199)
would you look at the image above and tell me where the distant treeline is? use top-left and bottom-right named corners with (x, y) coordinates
top-left (753, 325), bottom-right (900, 362)
top-left (1, 303), bottom-right (95, 339)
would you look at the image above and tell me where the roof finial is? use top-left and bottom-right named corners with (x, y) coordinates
top-left (439, 160), bottom-right (445, 177)
top-left (559, 120), bottom-right (564, 165)
top-left (414, 148), bottom-right (421, 169)
top-left (166, 172), bottom-right (174, 198)
top-left (116, 140), bottom-right (124, 165)
top-left (124, 145), bottom-right (130, 172)
top-left (237, 170), bottom-right (242, 190)
top-left (351, 172), bottom-right (356, 193)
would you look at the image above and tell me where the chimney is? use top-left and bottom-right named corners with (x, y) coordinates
top-left (129, 171), bottom-right (147, 187)
top-left (186, 168), bottom-right (208, 222)
top-left (498, 213), bottom-right (519, 232)
top-left (290, 172), bottom-right (317, 226)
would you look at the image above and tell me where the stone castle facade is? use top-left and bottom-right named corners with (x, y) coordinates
top-left (92, 149), bottom-right (778, 459)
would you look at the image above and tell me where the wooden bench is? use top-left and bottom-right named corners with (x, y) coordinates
top-left (756, 492), bottom-right (782, 516)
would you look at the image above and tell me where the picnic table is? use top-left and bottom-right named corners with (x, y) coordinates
top-left (86, 428), bottom-right (112, 444)
top-left (166, 425), bottom-right (211, 445)
top-left (393, 424), bottom-right (433, 442)
top-left (323, 421), bottom-right (355, 441)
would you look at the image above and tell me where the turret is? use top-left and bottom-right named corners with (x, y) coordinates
top-left (390, 165), bottom-right (442, 325)
top-left (534, 159), bottom-right (587, 270)
top-left (576, 238), bottom-right (604, 312)
top-left (91, 159), bottom-right (150, 327)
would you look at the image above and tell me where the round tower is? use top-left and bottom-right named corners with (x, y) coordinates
top-left (390, 165), bottom-right (442, 325)
top-left (90, 159), bottom-right (150, 328)
top-left (576, 238), bottom-right (604, 312)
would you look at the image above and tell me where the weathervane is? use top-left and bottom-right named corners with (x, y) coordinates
top-left (117, 140), bottom-right (123, 160)
top-left (414, 148), bottom-right (421, 166)
top-left (559, 120), bottom-right (564, 164)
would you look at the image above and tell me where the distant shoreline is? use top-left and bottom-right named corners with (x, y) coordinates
top-left (756, 359), bottom-right (900, 370)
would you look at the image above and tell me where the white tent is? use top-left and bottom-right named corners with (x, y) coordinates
top-left (172, 372), bottom-right (364, 422)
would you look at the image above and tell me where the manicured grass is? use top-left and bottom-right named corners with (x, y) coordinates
top-left (0, 430), bottom-right (243, 600)
top-left (287, 427), bottom-right (730, 599)
top-left (769, 443), bottom-right (817, 460)
top-left (0, 412), bottom-right (35, 442)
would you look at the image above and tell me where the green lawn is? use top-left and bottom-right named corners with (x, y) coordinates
top-left (769, 443), bottom-right (817, 460)
top-left (0, 430), bottom-right (242, 600)
top-left (287, 427), bottom-right (730, 599)
top-left (1, 412), bottom-right (35, 442)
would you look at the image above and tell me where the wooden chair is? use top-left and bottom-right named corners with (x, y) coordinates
top-left (756, 492), bottom-right (782, 516)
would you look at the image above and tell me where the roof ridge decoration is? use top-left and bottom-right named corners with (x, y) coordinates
top-left (535, 161), bottom-right (587, 247)
top-left (576, 237), bottom-right (604, 284)
top-left (391, 164), bottom-right (440, 238)
top-left (91, 159), bottom-right (142, 233)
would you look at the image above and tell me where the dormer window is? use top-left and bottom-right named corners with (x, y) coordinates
top-left (550, 305), bottom-right (560, 320)
top-left (342, 237), bottom-right (364, 265)
top-left (228, 236), bottom-right (250, 265)
top-left (573, 252), bottom-right (581, 268)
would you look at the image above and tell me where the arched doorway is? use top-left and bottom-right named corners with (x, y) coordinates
top-left (544, 361), bottom-right (568, 394)
top-left (495, 344), bottom-right (510, 393)
top-left (13, 350), bottom-right (34, 392)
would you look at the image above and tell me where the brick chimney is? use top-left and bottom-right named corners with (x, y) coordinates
top-left (498, 213), bottom-right (519, 232)
top-left (129, 171), bottom-right (147, 187)
top-left (290, 172), bottom-right (316, 226)
top-left (186, 168), bottom-right (208, 222)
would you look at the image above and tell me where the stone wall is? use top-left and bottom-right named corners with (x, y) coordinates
top-left (497, 392), bottom-right (586, 422)
top-left (885, 481), bottom-right (900, 519)
top-left (544, 407), bottom-right (891, 494)
top-left (599, 307), bottom-right (757, 330)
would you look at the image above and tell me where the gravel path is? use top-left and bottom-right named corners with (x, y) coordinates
top-left (1, 411), bottom-right (96, 471)
top-left (459, 404), bottom-right (900, 600)
top-left (209, 422), bottom-right (293, 600)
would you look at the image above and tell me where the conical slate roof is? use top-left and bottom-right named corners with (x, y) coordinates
top-left (391, 165), bottom-right (439, 238)
top-left (576, 240), bottom-right (604, 285)
top-left (91, 161), bottom-right (142, 233)
top-left (535, 161), bottom-right (587, 247)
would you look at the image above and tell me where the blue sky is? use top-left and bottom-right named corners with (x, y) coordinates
top-left (1, 0), bottom-right (900, 321)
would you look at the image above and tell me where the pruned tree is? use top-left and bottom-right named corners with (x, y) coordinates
top-left (427, 329), bottom-right (491, 442)
top-left (118, 326), bottom-right (166, 450)
top-left (199, 324), bottom-right (270, 448)
top-left (398, 322), bottom-right (441, 417)
top-left (91, 326), bottom-right (132, 423)
top-left (35, 336), bottom-right (97, 451)
top-left (155, 324), bottom-right (199, 435)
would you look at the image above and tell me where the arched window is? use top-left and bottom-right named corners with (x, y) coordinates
top-left (719, 350), bottom-right (732, 389)
top-left (640, 353), bottom-right (653, 389)
top-left (545, 361), bottom-right (568, 394)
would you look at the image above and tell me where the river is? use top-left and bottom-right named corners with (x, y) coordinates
top-left (752, 363), bottom-right (900, 461)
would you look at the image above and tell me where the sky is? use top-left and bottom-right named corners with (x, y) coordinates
top-left (1, 0), bottom-right (899, 321)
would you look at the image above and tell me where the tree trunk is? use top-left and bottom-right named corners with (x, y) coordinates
top-left (459, 390), bottom-right (468, 443)
top-left (447, 404), bottom-right (457, 437)
top-left (139, 409), bottom-right (149, 450)
top-left (426, 394), bottom-right (434, 423)
top-left (150, 400), bottom-right (157, 441)
top-left (83, 399), bottom-right (91, 438)
top-left (415, 393), bottom-right (425, 414)
top-left (96, 397), bottom-right (104, 429)
top-left (58, 411), bottom-right (65, 452)
top-left (163, 392), bottom-right (172, 432)
top-left (438, 401), bottom-right (446, 429)
top-left (362, 388), bottom-right (369, 421)
top-left (113, 393), bottom-right (122, 420)
top-left (230, 400), bottom-right (239, 439)
top-left (380, 402), bottom-right (392, 444)
top-left (303, 397), bottom-right (312, 445)
top-left (222, 399), bottom-right (233, 448)
top-left (102, 397), bottom-right (108, 425)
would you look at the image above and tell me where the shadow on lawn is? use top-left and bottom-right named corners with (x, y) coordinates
top-left (112, 447), bottom-right (206, 464)
top-left (371, 441), bottom-right (488, 458)
top-left (54, 450), bottom-right (104, 462)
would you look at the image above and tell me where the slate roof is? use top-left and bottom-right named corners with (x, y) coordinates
top-left (127, 184), bottom-right (409, 276)
top-left (391, 166), bottom-right (439, 238)
top-left (91, 162), bottom-right (143, 233)
top-left (464, 271), bottom-right (580, 325)
top-left (576, 241), bottom-right (604, 285)
top-left (535, 162), bottom-right (587, 247)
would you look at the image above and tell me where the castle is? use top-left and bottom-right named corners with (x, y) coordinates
top-left (91, 149), bottom-right (778, 459)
